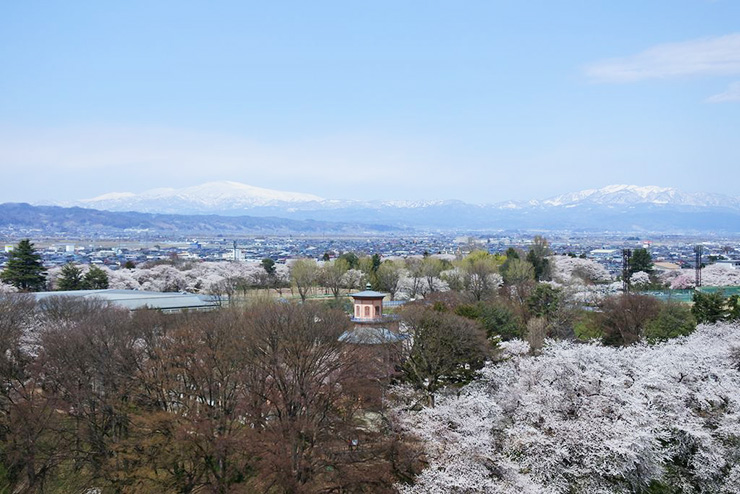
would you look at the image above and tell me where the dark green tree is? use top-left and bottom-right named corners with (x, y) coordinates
top-left (628, 248), bottom-right (654, 276)
top-left (728, 295), bottom-right (740, 321)
top-left (527, 283), bottom-right (561, 321)
top-left (57, 262), bottom-right (85, 290)
top-left (691, 290), bottom-right (727, 324)
top-left (499, 248), bottom-right (520, 281)
top-left (371, 253), bottom-right (381, 273)
top-left (0, 239), bottom-right (47, 291)
top-left (644, 302), bottom-right (696, 343)
top-left (504, 247), bottom-right (520, 259)
top-left (337, 252), bottom-right (359, 269)
top-left (83, 265), bottom-right (109, 289)
top-left (525, 236), bottom-right (552, 281)
top-left (261, 258), bottom-right (276, 276)
top-left (455, 301), bottom-right (523, 340)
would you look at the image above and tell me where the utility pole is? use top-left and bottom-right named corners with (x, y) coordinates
top-left (694, 245), bottom-right (703, 287)
top-left (622, 249), bottom-right (632, 292)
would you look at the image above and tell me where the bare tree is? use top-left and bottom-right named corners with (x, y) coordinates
top-left (320, 258), bottom-right (349, 299)
top-left (399, 304), bottom-right (490, 407)
top-left (598, 293), bottom-right (661, 346)
top-left (404, 258), bottom-right (425, 299)
top-left (526, 317), bottom-right (547, 356)
top-left (421, 257), bottom-right (444, 294)
top-left (0, 295), bottom-right (71, 492)
top-left (457, 250), bottom-right (501, 301)
top-left (290, 259), bottom-right (319, 302)
top-left (244, 302), bottom-right (371, 491)
top-left (39, 299), bottom-right (144, 484)
top-left (376, 261), bottom-right (403, 300)
top-left (132, 309), bottom-right (255, 492)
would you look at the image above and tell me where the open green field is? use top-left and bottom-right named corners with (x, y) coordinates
top-left (644, 286), bottom-right (740, 303)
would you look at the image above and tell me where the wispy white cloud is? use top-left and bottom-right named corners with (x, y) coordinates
top-left (706, 81), bottom-right (740, 102)
top-left (585, 34), bottom-right (740, 83)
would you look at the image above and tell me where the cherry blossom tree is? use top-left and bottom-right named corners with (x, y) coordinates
top-left (550, 255), bottom-right (612, 285)
top-left (701, 264), bottom-right (740, 286)
top-left (0, 281), bottom-right (18, 293)
top-left (396, 322), bottom-right (740, 493)
top-left (670, 272), bottom-right (696, 290)
top-left (340, 268), bottom-right (366, 293)
top-left (106, 266), bottom-right (141, 290)
top-left (629, 270), bottom-right (651, 288)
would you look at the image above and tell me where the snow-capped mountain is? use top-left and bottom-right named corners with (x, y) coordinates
top-left (44, 182), bottom-right (740, 232)
top-left (537, 185), bottom-right (740, 209)
top-left (73, 181), bottom-right (325, 213)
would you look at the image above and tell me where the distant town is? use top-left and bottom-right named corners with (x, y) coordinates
top-left (3, 232), bottom-right (739, 278)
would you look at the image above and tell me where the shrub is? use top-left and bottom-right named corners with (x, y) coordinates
top-left (644, 302), bottom-right (696, 343)
top-left (692, 290), bottom-right (727, 324)
top-left (573, 311), bottom-right (603, 341)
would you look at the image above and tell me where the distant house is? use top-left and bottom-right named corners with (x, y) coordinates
top-left (714, 260), bottom-right (740, 270)
top-left (32, 289), bottom-right (221, 313)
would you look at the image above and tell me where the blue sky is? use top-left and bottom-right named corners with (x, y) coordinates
top-left (1, 1), bottom-right (739, 204)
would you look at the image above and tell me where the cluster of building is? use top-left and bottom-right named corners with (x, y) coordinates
top-left (1, 235), bottom-right (462, 270)
top-left (3, 233), bottom-right (739, 277)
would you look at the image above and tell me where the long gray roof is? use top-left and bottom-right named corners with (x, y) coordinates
top-left (338, 327), bottom-right (407, 344)
top-left (32, 289), bottom-right (221, 311)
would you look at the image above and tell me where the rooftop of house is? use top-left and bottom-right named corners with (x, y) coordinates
top-left (351, 283), bottom-right (387, 299)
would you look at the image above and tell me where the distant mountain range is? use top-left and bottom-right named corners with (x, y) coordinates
top-left (21, 182), bottom-right (740, 233)
top-left (76, 181), bottom-right (325, 212)
top-left (535, 185), bottom-right (740, 209)
top-left (0, 203), bottom-right (403, 237)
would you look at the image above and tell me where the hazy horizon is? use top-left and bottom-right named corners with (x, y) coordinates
top-left (2, 1), bottom-right (739, 204)
top-left (28, 181), bottom-right (740, 208)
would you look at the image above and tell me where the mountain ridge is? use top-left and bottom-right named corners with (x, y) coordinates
top-left (0, 202), bottom-right (403, 236)
top-left (29, 182), bottom-right (740, 233)
top-left (56, 182), bottom-right (740, 213)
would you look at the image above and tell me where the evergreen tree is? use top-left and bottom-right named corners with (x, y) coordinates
top-left (371, 253), bottom-right (381, 273)
top-left (0, 239), bottom-right (47, 291)
top-left (261, 258), bottom-right (276, 276)
top-left (644, 302), bottom-right (696, 343)
top-left (83, 265), bottom-right (109, 289)
top-left (628, 248), bottom-right (654, 276)
top-left (728, 295), bottom-right (740, 321)
top-left (526, 236), bottom-right (552, 281)
top-left (499, 247), bottom-right (520, 281)
top-left (57, 262), bottom-right (85, 290)
top-left (527, 283), bottom-right (561, 321)
top-left (691, 290), bottom-right (727, 324)
top-left (337, 252), bottom-right (359, 269)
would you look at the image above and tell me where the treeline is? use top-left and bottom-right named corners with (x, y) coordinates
top-left (0, 297), bottom-right (422, 493)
